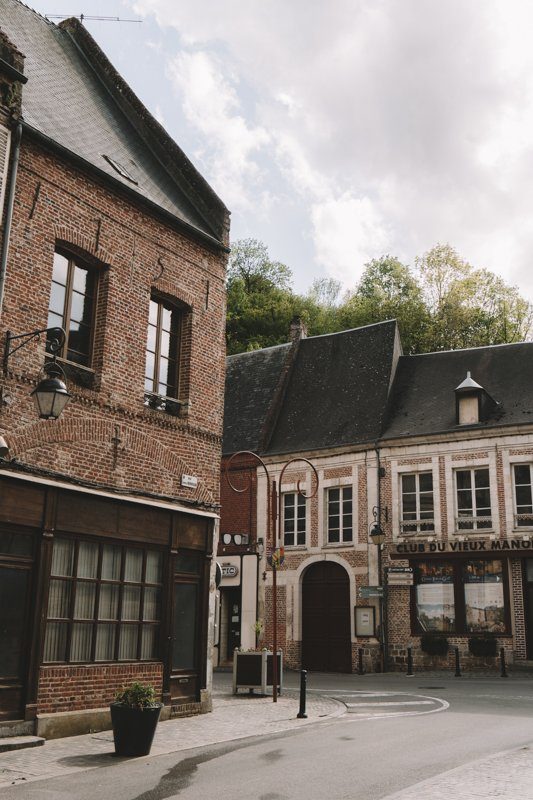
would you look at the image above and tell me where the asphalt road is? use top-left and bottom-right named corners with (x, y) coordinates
top-left (5, 672), bottom-right (533, 800)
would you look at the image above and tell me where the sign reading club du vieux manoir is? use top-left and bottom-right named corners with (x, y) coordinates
top-left (393, 537), bottom-right (533, 556)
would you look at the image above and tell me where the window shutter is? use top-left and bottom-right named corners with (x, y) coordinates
top-left (0, 125), bottom-right (12, 226)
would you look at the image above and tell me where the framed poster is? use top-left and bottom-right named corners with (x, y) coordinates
top-left (355, 606), bottom-right (376, 637)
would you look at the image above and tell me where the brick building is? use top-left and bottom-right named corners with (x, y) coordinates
top-left (221, 319), bottom-right (533, 674)
top-left (0, 1), bottom-right (229, 737)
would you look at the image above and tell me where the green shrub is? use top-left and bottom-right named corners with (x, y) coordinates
top-left (468, 637), bottom-right (497, 657)
top-left (115, 682), bottom-right (157, 709)
top-left (420, 632), bottom-right (449, 656)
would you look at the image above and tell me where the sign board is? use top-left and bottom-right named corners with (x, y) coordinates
top-left (387, 573), bottom-right (414, 586)
top-left (221, 563), bottom-right (239, 579)
top-left (267, 547), bottom-right (285, 568)
top-left (181, 474), bottom-right (198, 489)
top-left (359, 585), bottom-right (384, 599)
top-left (355, 606), bottom-right (376, 637)
top-left (387, 567), bottom-right (413, 573)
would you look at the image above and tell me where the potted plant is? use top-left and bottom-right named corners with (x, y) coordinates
top-left (110, 682), bottom-right (162, 757)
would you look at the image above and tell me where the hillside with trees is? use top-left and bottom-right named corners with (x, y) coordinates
top-left (226, 239), bottom-right (533, 355)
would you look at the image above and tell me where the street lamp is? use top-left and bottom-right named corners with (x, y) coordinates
top-left (3, 326), bottom-right (71, 419)
top-left (225, 451), bottom-right (318, 702)
top-left (370, 505), bottom-right (387, 671)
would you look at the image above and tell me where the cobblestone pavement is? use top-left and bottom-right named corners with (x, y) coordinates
top-left (0, 680), bottom-right (343, 789)
top-left (383, 744), bottom-right (533, 800)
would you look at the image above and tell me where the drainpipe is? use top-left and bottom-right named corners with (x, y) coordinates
top-left (374, 442), bottom-right (389, 671)
top-left (0, 121), bottom-right (23, 316)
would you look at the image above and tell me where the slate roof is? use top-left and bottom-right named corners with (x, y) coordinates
top-left (383, 342), bottom-right (533, 439)
top-left (223, 343), bottom-right (291, 455)
top-left (223, 320), bottom-right (400, 456)
top-left (1, 0), bottom-right (228, 244)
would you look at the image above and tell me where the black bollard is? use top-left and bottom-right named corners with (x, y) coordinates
top-left (500, 647), bottom-right (508, 678)
top-left (454, 646), bottom-right (462, 677)
top-left (406, 646), bottom-right (414, 676)
top-left (358, 647), bottom-right (365, 675)
top-left (297, 669), bottom-right (308, 719)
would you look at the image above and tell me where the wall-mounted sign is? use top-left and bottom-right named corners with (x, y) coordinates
top-left (181, 474), bottom-right (198, 489)
top-left (359, 585), bottom-right (383, 599)
top-left (221, 563), bottom-right (239, 578)
top-left (393, 538), bottom-right (533, 557)
top-left (355, 606), bottom-right (376, 637)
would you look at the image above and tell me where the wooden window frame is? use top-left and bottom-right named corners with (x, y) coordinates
top-left (410, 557), bottom-right (511, 636)
top-left (43, 536), bottom-right (163, 665)
top-left (144, 296), bottom-right (185, 414)
top-left (47, 249), bottom-right (99, 369)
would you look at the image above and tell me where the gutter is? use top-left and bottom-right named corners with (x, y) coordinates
top-left (0, 120), bottom-right (22, 315)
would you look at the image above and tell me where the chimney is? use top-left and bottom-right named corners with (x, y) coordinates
top-left (289, 316), bottom-right (307, 344)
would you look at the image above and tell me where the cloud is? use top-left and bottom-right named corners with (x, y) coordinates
top-left (130, 0), bottom-right (533, 296)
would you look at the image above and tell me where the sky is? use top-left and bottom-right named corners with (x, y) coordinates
top-left (23, 0), bottom-right (533, 299)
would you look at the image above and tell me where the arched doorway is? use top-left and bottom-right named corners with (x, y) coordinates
top-left (301, 561), bottom-right (352, 672)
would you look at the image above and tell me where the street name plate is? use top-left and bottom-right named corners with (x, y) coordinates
top-left (359, 586), bottom-right (384, 598)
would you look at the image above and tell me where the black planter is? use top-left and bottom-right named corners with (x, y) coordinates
top-left (110, 703), bottom-right (162, 757)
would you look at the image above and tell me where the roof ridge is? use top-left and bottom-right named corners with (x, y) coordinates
top-left (402, 339), bottom-right (533, 358)
top-left (56, 15), bottom-right (229, 243)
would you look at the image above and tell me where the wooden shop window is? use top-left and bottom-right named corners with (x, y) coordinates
top-left (43, 537), bottom-right (163, 664)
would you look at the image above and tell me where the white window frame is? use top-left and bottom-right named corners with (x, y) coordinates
top-left (512, 463), bottom-right (533, 529)
top-left (400, 471), bottom-right (435, 535)
top-left (326, 485), bottom-right (353, 544)
top-left (454, 466), bottom-right (493, 531)
top-left (282, 491), bottom-right (307, 548)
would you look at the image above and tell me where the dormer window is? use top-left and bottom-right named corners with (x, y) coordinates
top-left (455, 371), bottom-right (482, 425)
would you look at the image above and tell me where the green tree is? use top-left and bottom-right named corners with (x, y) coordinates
top-left (226, 238), bottom-right (300, 354)
top-left (339, 256), bottom-right (430, 353)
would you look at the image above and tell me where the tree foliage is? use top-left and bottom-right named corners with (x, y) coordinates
top-left (225, 239), bottom-right (533, 356)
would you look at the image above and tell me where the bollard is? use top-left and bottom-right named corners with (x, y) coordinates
top-left (297, 669), bottom-right (308, 719)
top-left (500, 647), bottom-right (508, 678)
top-left (406, 646), bottom-right (414, 676)
top-left (358, 647), bottom-right (365, 676)
top-left (454, 646), bottom-right (462, 677)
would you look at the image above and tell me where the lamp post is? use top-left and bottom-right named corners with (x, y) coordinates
top-left (225, 451), bottom-right (318, 702)
top-left (370, 506), bottom-right (387, 672)
top-left (3, 326), bottom-right (71, 419)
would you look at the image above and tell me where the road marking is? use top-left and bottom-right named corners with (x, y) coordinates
top-left (346, 700), bottom-right (435, 707)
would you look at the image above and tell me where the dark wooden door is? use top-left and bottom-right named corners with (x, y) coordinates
top-left (0, 562), bottom-right (33, 719)
top-left (302, 561), bottom-right (351, 673)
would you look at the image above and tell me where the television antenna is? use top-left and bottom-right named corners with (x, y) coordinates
top-left (45, 15), bottom-right (142, 23)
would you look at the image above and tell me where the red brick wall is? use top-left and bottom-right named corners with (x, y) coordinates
top-left (219, 453), bottom-right (258, 554)
top-left (0, 137), bottom-right (228, 507)
top-left (37, 663), bottom-right (163, 714)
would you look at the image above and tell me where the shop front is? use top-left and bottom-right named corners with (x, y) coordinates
top-left (388, 538), bottom-right (533, 668)
top-left (214, 554), bottom-right (259, 666)
top-left (0, 471), bottom-right (216, 735)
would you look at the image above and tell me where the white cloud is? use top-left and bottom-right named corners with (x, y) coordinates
top-left (128, 0), bottom-right (533, 296)
top-left (166, 51), bottom-right (270, 210)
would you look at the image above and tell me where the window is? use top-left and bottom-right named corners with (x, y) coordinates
top-left (455, 468), bottom-right (492, 530)
top-left (43, 538), bottom-right (162, 663)
top-left (513, 465), bottom-right (533, 527)
top-left (144, 297), bottom-right (183, 411)
top-left (400, 472), bottom-right (434, 534)
top-left (283, 492), bottom-right (306, 547)
top-left (327, 486), bottom-right (353, 543)
top-left (47, 251), bottom-right (97, 367)
top-left (414, 559), bottom-right (506, 634)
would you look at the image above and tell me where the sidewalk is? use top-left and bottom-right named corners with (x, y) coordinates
top-left (384, 744), bottom-right (533, 800)
top-left (0, 674), bottom-right (344, 789)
